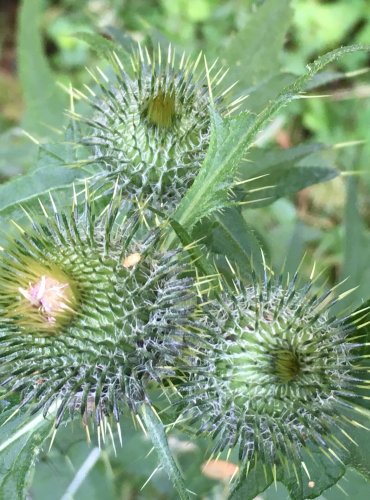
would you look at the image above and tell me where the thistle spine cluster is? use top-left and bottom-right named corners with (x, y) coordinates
top-left (71, 46), bottom-right (236, 211)
top-left (0, 190), bottom-right (203, 426)
top-left (175, 274), bottom-right (369, 482)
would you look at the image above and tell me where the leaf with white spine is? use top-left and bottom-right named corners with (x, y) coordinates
top-left (0, 165), bottom-right (87, 216)
top-left (140, 404), bottom-right (190, 500)
top-left (236, 143), bottom-right (339, 208)
top-left (170, 44), bottom-right (370, 237)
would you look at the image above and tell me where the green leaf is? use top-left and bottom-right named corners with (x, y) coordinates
top-left (241, 44), bottom-right (370, 163)
top-left (229, 447), bottom-right (346, 500)
top-left (0, 130), bottom-right (37, 178)
top-left (344, 406), bottom-right (370, 480)
top-left (243, 69), bottom-right (348, 115)
top-left (32, 424), bottom-right (118, 500)
top-left (0, 411), bottom-right (53, 498)
top-left (245, 73), bottom-right (295, 114)
top-left (76, 32), bottom-right (132, 70)
top-left (59, 448), bottom-right (113, 500)
top-left (168, 218), bottom-right (217, 277)
top-left (17, 0), bottom-right (67, 137)
top-left (237, 144), bottom-right (339, 208)
top-left (193, 208), bottom-right (266, 279)
top-left (140, 404), bottom-right (190, 500)
top-left (338, 173), bottom-right (370, 312)
top-left (322, 468), bottom-right (370, 500)
top-left (0, 118), bottom-right (89, 216)
top-left (230, 404), bottom-right (370, 500)
top-left (241, 143), bottom-right (326, 174)
top-left (222, 0), bottom-right (293, 93)
top-left (170, 109), bottom-right (254, 237)
top-left (282, 449), bottom-right (345, 500)
top-left (171, 44), bottom-right (370, 239)
top-left (229, 459), bottom-right (273, 500)
top-left (0, 165), bottom-right (88, 216)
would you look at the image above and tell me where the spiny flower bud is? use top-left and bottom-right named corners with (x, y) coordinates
top-left (0, 191), bottom-right (198, 428)
top-left (177, 274), bottom-right (369, 484)
top-left (75, 45), bottom-right (239, 211)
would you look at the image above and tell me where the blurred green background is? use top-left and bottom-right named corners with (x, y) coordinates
top-left (0, 0), bottom-right (369, 498)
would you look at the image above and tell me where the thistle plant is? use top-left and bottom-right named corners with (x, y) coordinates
top-left (2, 0), bottom-right (370, 496)
top-left (73, 45), bottom-right (239, 211)
top-left (0, 189), bottom-right (200, 430)
top-left (176, 272), bottom-right (370, 493)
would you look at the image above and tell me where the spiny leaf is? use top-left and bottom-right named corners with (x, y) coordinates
top-left (237, 143), bottom-right (339, 208)
top-left (229, 459), bottom-right (273, 500)
top-left (168, 109), bottom-right (254, 239)
top-left (170, 44), bottom-right (370, 237)
top-left (0, 165), bottom-right (87, 216)
top-left (168, 218), bottom-right (217, 277)
top-left (244, 44), bottom-right (370, 152)
top-left (192, 208), bottom-right (265, 279)
top-left (139, 405), bottom-right (190, 500)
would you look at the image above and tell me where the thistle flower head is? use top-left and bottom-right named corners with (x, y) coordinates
top-left (178, 273), bottom-right (369, 479)
top-left (0, 190), bottom-right (199, 427)
top-left (7, 262), bottom-right (77, 332)
top-left (77, 46), bottom-right (237, 211)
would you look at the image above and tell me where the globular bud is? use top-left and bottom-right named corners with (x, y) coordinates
top-left (0, 190), bottom-right (200, 428)
top-left (177, 274), bottom-right (369, 477)
top-left (78, 45), bottom-right (236, 211)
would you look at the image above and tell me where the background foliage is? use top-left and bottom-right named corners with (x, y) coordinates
top-left (0, 0), bottom-right (369, 498)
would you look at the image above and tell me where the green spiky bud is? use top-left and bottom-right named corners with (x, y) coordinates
top-left (79, 46), bottom-right (235, 211)
top-left (177, 275), bottom-right (368, 477)
top-left (0, 192), bottom-right (198, 427)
